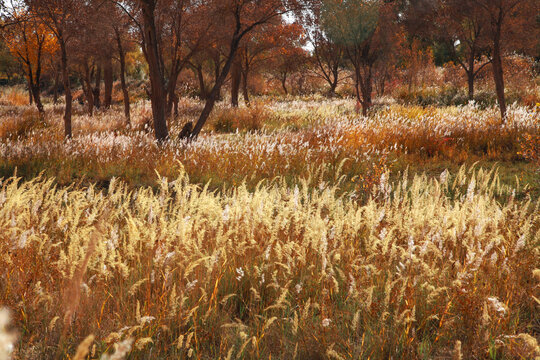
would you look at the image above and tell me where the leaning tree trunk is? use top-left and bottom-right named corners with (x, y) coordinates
top-left (103, 55), bottom-right (113, 109)
top-left (189, 36), bottom-right (242, 139)
top-left (31, 83), bottom-right (44, 113)
top-left (141, 1), bottom-right (168, 142)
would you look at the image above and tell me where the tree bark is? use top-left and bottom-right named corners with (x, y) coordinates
top-left (60, 37), bottom-right (72, 138)
top-left (103, 54), bottom-right (113, 109)
top-left (30, 83), bottom-right (44, 113)
top-left (467, 71), bottom-right (475, 100)
top-left (190, 36), bottom-right (242, 139)
top-left (491, 14), bottom-right (506, 121)
top-left (53, 69), bottom-right (59, 104)
top-left (93, 64), bottom-right (101, 109)
top-left (166, 73), bottom-right (179, 117)
top-left (83, 63), bottom-right (94, 116)
top-left (241, 70), bottom-right (250, 105)
top-left (328, 73), bottom-right (338, 97)
top-left (194, 65), bottom-right (208, 100)
top-left (28, 80), bottom-right (33, 105)
top-left (141, 0), bottom-right (168, 142)
top-left (281, 75), bottom-right (288, 95)
top-left (355, 65), bottom-right (373, 116)
top-left (466, 50), bottom-right (476, 100)
top-left (231, 58), bottom-right (241, 107)
top-left (114, 27), bottom-right (130, 125)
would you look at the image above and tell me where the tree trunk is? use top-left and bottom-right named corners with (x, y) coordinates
top-left (173, 95), bottom-right (179, 116)
top-left (354, 78), bottom-right (361, 114)
top-left (231, 58), bottom-right (241, 107)
top-left (241, 70), bottom-right (250, 105)
top-left (190, 36), bottom-right (241, 139)
top-left (328, 75), bottom-right (338, 97)
top-left (31, 83), bottom-right (44, 113)
top-left (355, 65), bottom-right (373, 116)
top-left (195, 65), bottom-right (208, 100)
top-left (60, 38), bottom-right (72, 138)
top-left (103, 55), bottom-right (113, 109)
top-left (213, 55), bottom-right (222, 100)
top-left (492, 16), bottom-right (506, 122)
top-left (467, 71), bottom-right (475, 100)
top-left (361, 76), bottom-right (372, 117)
top-left (93, 65), bottom-right (101, 109)
top-left (83, 63), bottom-right (94, 116)
top-left (115, 27), bottom-right (130, 125)
top-left (166, 73), bottom-right (179, 117)
top-left (141, 1), bottom-right (168, 142)
top-left (281, 75), bottom-right (288, 95)
top-left (28, 80), bottom-right (33, 105)
top-left (31, 47), bottom-right (44, 113)
top-left (466, 51), bottom-right (475, 100)
top-left (53, 70), bottom-right (59, 104)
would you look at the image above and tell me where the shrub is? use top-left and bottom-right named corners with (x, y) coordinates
top-left (0, 108), bottom-right (44, 140)
top-left (0, 86), bottom-right (29, 106)
top-left (212, 103), bottom-right (268, 133)
top-left (518, 132), bottom-right (540, 168)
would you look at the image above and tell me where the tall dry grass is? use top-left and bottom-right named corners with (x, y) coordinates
top-left (1, 99), bottom-right (538, 190)
top-left (0, 87), bottom-right (29, 107)
top-left (1, 166), bottom-right (539, 359)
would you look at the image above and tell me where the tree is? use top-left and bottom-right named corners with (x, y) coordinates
top-left (112, 10), bottom-right (133, 124)
top-left (437, 0), bottom-right (491, 100)
top-left (185, 0), bottom-right (310, 139)
top-left (401, 0), bottom-right (491, 99)
top-left (0, 38), bottom-right (20, 83)
top-left (71, 1), bottom-right (106, 116)
top-left (470, 0), bottom-right (539, 121)
top-left (26, 0), bottom-right (79, 138)
top-left (302, 2), bottom-right (345, 97)
top-left (268, 40), bottom-right (308, 95)
top-left (1, 2), bottom-right (57, 113)
top-left (234, 19), bottom-right (305, 105)
top-left (116, 0), bottom-right (205, 142)
top-left (321, 0), bottom-right (400, 115)
top-left (399, 38), bottom-right (434, 93)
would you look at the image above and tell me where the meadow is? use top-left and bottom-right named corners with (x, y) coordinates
top-left (0, 88), bottom-right (539, 359)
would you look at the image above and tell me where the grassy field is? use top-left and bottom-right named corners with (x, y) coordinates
top-left (0, 90), bottom-right (539, 359)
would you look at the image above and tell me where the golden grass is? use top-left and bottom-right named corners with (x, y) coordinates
top-left (1, 166), bottom-right (538, 359)
top-left (1, 99), bottom-right (538, 192)
top-left (0, 87), bottom-right (29, 107)
top-left (0, 95), bottom-right (539, 358)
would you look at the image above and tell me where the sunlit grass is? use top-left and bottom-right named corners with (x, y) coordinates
top-left (1, 166), bottom-right (539, 359)
top-left (0, 95), bottom-right (539, 359)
